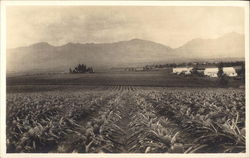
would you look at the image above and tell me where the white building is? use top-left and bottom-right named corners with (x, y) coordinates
top-left (204, 68), bottom-right (218, 77)
top-left (204, 67), bottom-right (237, 77)
top-left (223, 67), bottom-right (237, 77)
top-left (173, 67), bottom-right (193, 75)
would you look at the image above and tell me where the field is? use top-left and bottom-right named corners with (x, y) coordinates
top-left (7, 70), bottom-right (244, 89)
top-left (6, 71), bottom-right (246, 153)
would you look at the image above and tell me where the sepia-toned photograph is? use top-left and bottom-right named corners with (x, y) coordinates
top-left (1, 1), bottom-right (249, 157)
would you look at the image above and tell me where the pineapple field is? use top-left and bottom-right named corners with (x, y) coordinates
top-left (6, 85), bottom-right (245, 153)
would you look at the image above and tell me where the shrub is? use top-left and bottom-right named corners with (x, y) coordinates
top-left (219, 74), bottom-right (229, 87)
top-left (69, 64), bottom-right (94, 74)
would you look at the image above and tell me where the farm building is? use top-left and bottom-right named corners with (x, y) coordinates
top-left (223, 67), bottom-right (237, 77)
top-left (204, 67), bottom-right (238, 77)
top-left (173, 67), bottom-right (193, 75)
top-left (204, 68), bottom-right (219, 77)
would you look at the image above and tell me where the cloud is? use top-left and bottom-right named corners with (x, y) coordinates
top-left (6, 6), bottom-right (244, 48)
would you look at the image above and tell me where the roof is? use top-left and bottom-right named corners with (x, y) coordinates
top-left (205, 67), bottom-right (219, 70)
top-left (204, 68), bottom-right (219, 73)
top-left (223, 67), bottom-right (236, 73)
top-left (223, 67), bottom-right (235, 70)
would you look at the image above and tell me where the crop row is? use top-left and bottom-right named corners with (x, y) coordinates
top-left (6, 87), bottom-right (245, 153)
top-left (6, 90), bottom-right (116, 153)
top-left (139, 88), bottom-right (245, 153)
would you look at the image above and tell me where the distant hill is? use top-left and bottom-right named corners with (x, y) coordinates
top-left (7, 39), bottom-right (175, 73)
top-left (7, 32), bottom-right (244, 73)
top-left (175, 32), bottom-right (244, 59)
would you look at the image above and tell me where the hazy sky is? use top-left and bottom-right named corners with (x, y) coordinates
top-left (6, 6), bottom-right (244, 49)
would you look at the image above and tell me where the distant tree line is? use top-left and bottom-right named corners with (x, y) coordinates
top-left (69, 64), bottom-right (94, 73)
top-left (143, 61), bottom-right (245, 69)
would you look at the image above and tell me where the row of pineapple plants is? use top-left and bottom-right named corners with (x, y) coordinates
top-left (128, 92), bottom-right (184, 153)
top-left (6, 90), bottom-right (116, 153)
top-left (6, 87), bottom-right (245, 153)
top-left (141, 88), bottom-right (245, 153)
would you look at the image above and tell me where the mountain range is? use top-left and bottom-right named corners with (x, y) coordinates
top-left (7, 32), bottom-right (244, 73)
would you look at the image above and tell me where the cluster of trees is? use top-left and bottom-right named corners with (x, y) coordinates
top-left (69, 64), bottom-right (94, 73)
top-left (234, 62), bottom-right (245, 77)
top-left (190, 67), bottom-right (204, 77)
top-left (143, 65), bottom-right (154, 71)
top-left (217, 63), bottom-right (229, 86)
top-left (217, 62), bottom-right (245, 86)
